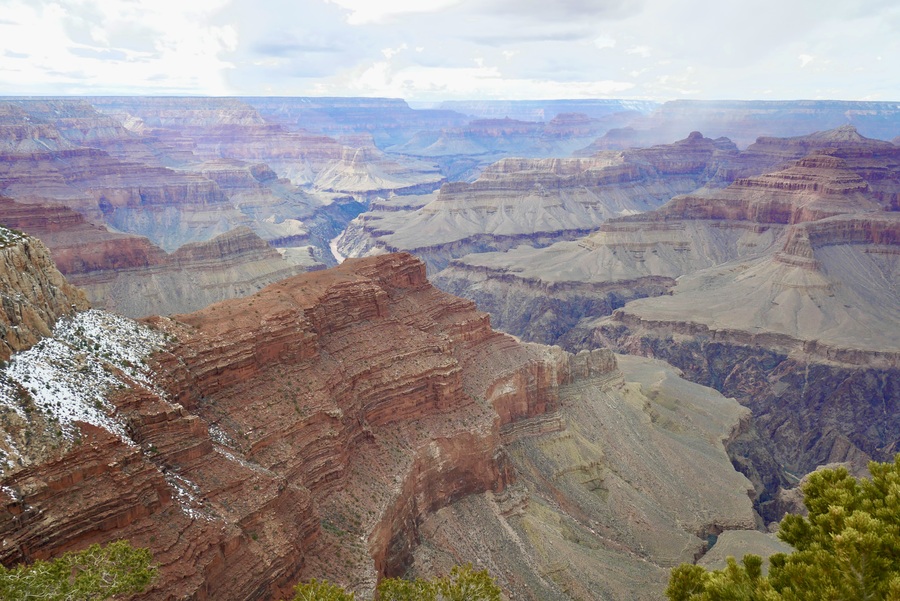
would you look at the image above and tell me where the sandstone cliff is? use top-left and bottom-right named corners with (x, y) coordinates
top-left (0, 227), bottom-right (89, 360)
top-left (0, 253), bottom-right (760, 600)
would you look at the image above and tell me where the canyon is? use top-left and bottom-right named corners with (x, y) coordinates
top-left (337, 132), bottom-right (739, 273)
top-left (0, 243), bottom-right (763, 600)
top-left (433, 127), bottom-right (900, 520)
top-left (0, 97), bottom-right (899, 599)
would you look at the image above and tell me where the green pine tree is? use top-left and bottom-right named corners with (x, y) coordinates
top-left (666, 455), bottom-right (900, 601)
top-left (0, 539), bottom-right (157, 600)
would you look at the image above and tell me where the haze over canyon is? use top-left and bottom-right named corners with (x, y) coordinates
top-left (0, 95), bottom-right (897, 600)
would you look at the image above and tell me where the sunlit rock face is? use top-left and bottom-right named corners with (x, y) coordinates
top-left (432, 128), bottom-right (900, 521)
top-left (0, 251), bottom-right (760, 601)
top-left (0, 226), bottom-right (89, 361)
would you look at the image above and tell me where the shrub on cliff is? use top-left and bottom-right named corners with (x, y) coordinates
top-left (0, 539), bottom-right (157, 600)
top-left (289, 564), bottom-right (502, 601)
top-left (666, 455), bottom-right (900, 601)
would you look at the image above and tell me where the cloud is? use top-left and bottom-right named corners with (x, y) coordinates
top-left (382, 43), bottom-right (409, 59)
top-left (594, 34), bottom-right (616, 49)
top-left (0, 0), bottom-right (238, 94)
top-left (325, 0), bottom-right (462, 24)
top-left (69, 47), bottom-right (129, 61)
top-left (467, 28), bottom-right (594, 46)
top-left (477, 0), bottom-right (642, 21)
top-left (625, 45), bottom-right (651, 58)
top-left (252, 40), bottom-right (343, 57)
top-left (0, 0), bottom-right (897, 101)
top-left (314, 57), bottom-right (634, 100)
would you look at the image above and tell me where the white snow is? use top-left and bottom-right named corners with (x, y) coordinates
top-left (165, 471), bottom-right (210, 521)
top-left (0, 225), bottom-right (26, 247)
top-left (0, 310), bottom-right (229, 520)
top-left (0, 309), bottom-right (167, 443)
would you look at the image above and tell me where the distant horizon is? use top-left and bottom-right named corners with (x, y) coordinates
top-left (2, 95), bottom-right (899, 105)
top-left (1, 1), bottom-right (896, 101)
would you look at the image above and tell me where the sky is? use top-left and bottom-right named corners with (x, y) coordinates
top-left (0, 0), bottom-right (897, 101)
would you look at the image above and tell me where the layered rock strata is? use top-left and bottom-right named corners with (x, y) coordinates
top-left (1, 253), bottom-right (759, 600)
top-left (581, 100), bottom-right (900, 150)
top-left (339, 132), bottom-right (736, 273)
top-left (432, 130), bottom-right (899, 520)
top-left (0, 227), bottom-right (89, 360)
top-left (0, 197), bottom-right (316, 317)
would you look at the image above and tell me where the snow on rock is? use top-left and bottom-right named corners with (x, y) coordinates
top-left (0, 309), bottom-right (168, 444)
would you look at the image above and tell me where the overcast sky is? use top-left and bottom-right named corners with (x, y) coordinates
top-left (0, 0), bottom-right (897, 101)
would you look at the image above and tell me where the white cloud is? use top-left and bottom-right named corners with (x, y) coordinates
top-left (593, 34), bottom-right (616, 49)
top-left (0, 0), bottom-right (898, 100)
top-left (325, 0), bottom-right (462, 24)
top-left (0, 0), bottom-right (237, 94)
top-left (625, 45), bottom-right (651, 57)
top-left (382, 43), bottom-right (408, 59)
top-left (317, 59), bottom-right (633, 100)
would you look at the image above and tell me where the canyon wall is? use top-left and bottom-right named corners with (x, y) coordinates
top-left (338, 132), bottom-right (737, 273)
top-left (432, 128), bottom-right (899, 520)
top-left (0, 252), bottom-right (762, 600)
top-left (0, 227), bottom-right (89, 360)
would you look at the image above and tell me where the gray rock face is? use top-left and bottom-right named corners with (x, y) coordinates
top-left (428, 129), bottom-right (900, 518)
top-left (339, 132), bottom-right (737, 273)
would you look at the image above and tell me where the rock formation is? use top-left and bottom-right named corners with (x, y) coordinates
top-left (338, 132), bottom-right (736, 273)
top-left (0, 226), bottom-right (89, 360)
top-left (0, 196), bottom-right (316, 317)
top-left (245, 97), bottom-right (471, 149)
top-left (580, 100), bottom-right (900, 150)
top-left (312, 138), bottom-right (445, 199)
top-left (431, 128), bottom-right (899, 521)
top-left (0, 98), bottom-right (383, 315)
top-left (0, 252), bottom-right (762, 600)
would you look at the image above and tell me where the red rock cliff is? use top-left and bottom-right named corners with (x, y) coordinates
top-left (1, 252), bottom-right (590, 599)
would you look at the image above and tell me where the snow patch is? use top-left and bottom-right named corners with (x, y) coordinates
top-left (165, 471), bottom-right (211, 521)
top-left (0, 309), bottom-right (167, 443)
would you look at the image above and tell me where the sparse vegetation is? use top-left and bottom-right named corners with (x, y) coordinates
top-left (0, 540), bottom-right (156, 600)
top-left (286, 564), bottom-right (501, 601)
top-left (666, 455), bottom-right (900, 601)
top-left (0, 225), bottom-right (26, 248)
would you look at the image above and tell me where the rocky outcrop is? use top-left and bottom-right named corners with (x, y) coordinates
top-left (81, 226), bottom-right (319, 317)
top-left (408, 353), bottom-right (756, 600)
top-left (245, 97), bottom-right (471, 149)
top-left (428, 130), bottom-right (900, 522)
top-left (436, 99), bottom-right (658, 123)
top-left (0, 227), bottom-right (89, 360)
top-left (312, 141), bottom-right (445, 200)
top-left (0, 98), bottom-right (436, 275)
top-left (0, 252), bottom-right (762, 600)
top-left (338, 132), bottom-right (735, 273)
